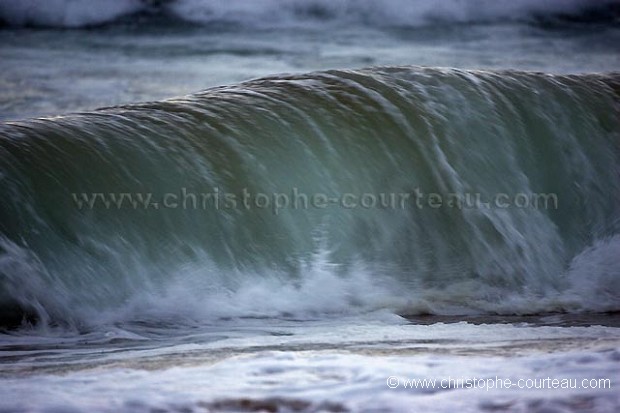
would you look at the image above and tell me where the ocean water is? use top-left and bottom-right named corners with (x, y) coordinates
top-left (1, 1), bottom-right (620, 412)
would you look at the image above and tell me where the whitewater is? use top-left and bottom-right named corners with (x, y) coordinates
top-left (1, 1), bottom-right (619, 412)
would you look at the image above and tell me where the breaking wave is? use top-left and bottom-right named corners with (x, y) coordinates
top-left (0, 66), bottom-right (619, 328)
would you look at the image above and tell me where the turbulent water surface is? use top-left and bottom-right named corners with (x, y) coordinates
top-left (1, 1), bottom-right (620, 412)
top-left (1, 0), bottom-right (620, 120)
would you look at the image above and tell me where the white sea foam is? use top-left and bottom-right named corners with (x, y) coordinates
top-left (1, 321), bottom-right (619, 412)
top-left (563, 235), bottom-right (620, 313)
top-left (3, 233), bottom-right (619, 331)
top-left (76, 237), bottom-right (620, 324)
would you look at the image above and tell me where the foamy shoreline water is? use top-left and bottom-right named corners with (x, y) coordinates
top-left (1, 316), bottom-right (619, 412)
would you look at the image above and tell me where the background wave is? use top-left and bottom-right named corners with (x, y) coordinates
top-left (0, 0), bottom-right (618, 29)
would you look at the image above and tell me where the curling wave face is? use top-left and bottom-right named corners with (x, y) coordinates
top-left (0, 66), bottom-right (619, 328)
